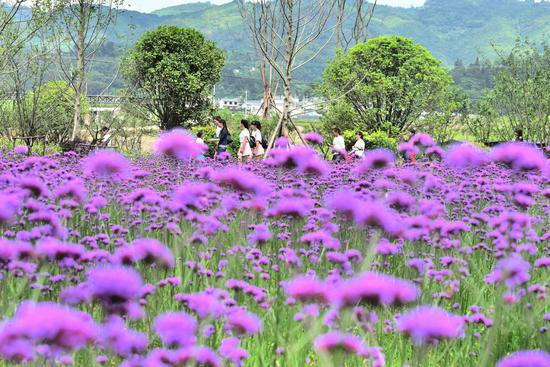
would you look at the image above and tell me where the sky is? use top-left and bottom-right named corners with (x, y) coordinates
top-left (124, 0), bottom-right (427, 13)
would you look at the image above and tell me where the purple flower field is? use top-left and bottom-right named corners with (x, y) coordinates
top-left (0, 134), bottom-right (548, 367)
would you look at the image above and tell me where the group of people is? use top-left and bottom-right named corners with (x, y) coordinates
top-left (331, 128), bottom-right (365, 161)
top-left (204, 116), bottom-right (266, 162)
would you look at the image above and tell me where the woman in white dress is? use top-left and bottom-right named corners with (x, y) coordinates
top-left (238, 119), bottom-right (252, 163)
top-left (251, 121), bottom-right (265, 159)
top-left (350, 131), bottom-right (366, 158)
top-left (332, 128), bottom-right (346, 161)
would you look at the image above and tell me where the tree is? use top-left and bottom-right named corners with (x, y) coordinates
top-left (124, 26), bottom-right (225, 130)
top-left (32, 81), bottom-right (88, 145)
top-left (320, 36), bottom-right (453, 136)
top-left (54, 0), bottom-right (125, 142)
top-left (476, 40), bottom-right (549, 144)
top-left (335, 0), bottom-right (377, 51)
top-left (239, 0), bottom-right (338, 150)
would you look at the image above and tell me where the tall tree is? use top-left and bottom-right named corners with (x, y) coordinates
top-left (239, 0), bottom-right (338, 150)
top-left (478, 40), bottom-right (549, 143)
top-left (335, 0), bottom-right (377, 51)
top-left (123, 26), bottom-right (224, 130)
top-left (54, 0), bottom-right (124, 142)
top-left (320, 36), bottom-right (453, 135)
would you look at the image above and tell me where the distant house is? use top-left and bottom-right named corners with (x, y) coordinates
top-left (218, 99), bottom-right (241, 111)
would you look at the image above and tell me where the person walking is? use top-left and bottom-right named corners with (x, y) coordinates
top-left (216, 119), bottom-right (231, 156)
top-left (350, 131), bottom-right (365, 158)
top-left (251, 121), bottom-right (265, 159)
top-left (332, 128), bottom-right (346, 161)
top-left (238, 119), bottom-right (252, 163)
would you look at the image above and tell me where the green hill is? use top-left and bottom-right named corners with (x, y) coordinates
top-left (97, 0), bottom-right (549, 98)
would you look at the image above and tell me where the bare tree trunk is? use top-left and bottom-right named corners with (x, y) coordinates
top-left (71, 6), bottom-right (86, 141)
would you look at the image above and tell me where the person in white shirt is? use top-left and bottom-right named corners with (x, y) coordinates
top-left (213, 116), bottom-right (222, 138)
top-left (250, 121), bottom-right (265, 159)
top-left (350, 131), bottom-right (365, 158)
top-left (238, 119), bottom-right (252, 163)
top-left (332, 128), bottom-right (346, 161)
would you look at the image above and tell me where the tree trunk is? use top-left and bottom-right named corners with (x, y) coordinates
top-left (71, 3), bottom-right (86, 141)
top-left (281, 0), bottom-right (294, 137)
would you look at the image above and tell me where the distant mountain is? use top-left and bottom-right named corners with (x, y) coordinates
top-left (97, 0), bottom-right (549, 98)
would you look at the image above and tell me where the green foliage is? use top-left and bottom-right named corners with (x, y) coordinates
top-left (320, 36), bottom-right (453, 136)
top-left (124, 26), bottom-right (225, 130)
top-left (342, 130), bottom-right (398, 152)
top-left (29, 81), bottom-right (85, 146)
top-left (416, 87), bottom-right (472, 143)
top-left (451, 58), bottom-right (502, 103)
top-left (472, 40), bottom-right (549, 144)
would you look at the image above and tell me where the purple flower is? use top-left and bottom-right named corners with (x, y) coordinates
top-left (82, 150), bottom-right (131, 179)
top-left (226, 309), bottom-right (262, 335)
top-left (35, 238), bottom-right (85, 261)
top-left (266, 146), bottom-right (328, 176)
top-left (18, 177), bottom-right (50, 198)
top-left (284, 276), bottom-right (330, 304)
top-left (13, 145), bottom-right (28, 155)
top-left (313, 332), bottom-right (366, 355)
top-left (397, 306), bottom-right (465, 345)
top-left (212, 168), bottom-right (269, 196)
top-left (496, 350), bottom-right (550, 367)
top-left (87, 266), bottom-right (144, 319)
top-left (174, 346), bottom-right (221, 367)
top-left (410, 133), bottom-right (435, 147)
top-left (444, 143), bottom-right (488, 169)
top-left (491, 143), bottom-right (547, 172)
top-left (54, 179), bottom-right (87, 204)
top-left (154, 129), bottom-right (205, 160)
top-left (267, 197), bottom-right (314, 218)
top-left (100, 316), bottom-right (148, 356)
top-left (248, 224), bottom-right (272, 245)
top-left (303, 132), bottom-right (324, 145)
top-left (0, 302), bottom-right (97, 361)
top-left (335, 272), bottom-right (419, 308)
top-left (356, 149), bottom-right (395, 172)
top-left (113, 238), bottom-right (174, 269)
top-left (485, 254), bottom-right (530, 289)
top-left (155, 312), bottom-right (197, 348)
top-left (219, 337), bottom-right (249, 365)
top-left (176, 291), bottom-right (227, 320)
top-left (0, 193), bottom-right (20, 226)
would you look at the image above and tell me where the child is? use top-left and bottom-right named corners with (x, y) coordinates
top-left (196, 131), bottom-right (206, 159)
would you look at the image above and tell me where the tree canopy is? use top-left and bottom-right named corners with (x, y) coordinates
top-left (320, 36), bottom-right (453, 135)
top-left (124, 26), bottom-right (225, 130)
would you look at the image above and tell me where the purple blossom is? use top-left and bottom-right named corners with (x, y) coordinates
top-left (335, 271), bottom-right (419, 308)
top-left (154, 129), bottom-right (205, 160)
top-left (219, 337), bottom-right (249, 366)
top-left (485, 254), bottom-right (531, 289)
top-left (0, 302), bottom-right (97, 361)
top-left (356, 149), bottom-right (395, 172)
top-left (397, 306), bottom-right (465, 345)
top-left (82, 150), bottom-right (131, 179)
top-left (496, 350), bottom-right (550, 367)
top-left (445, 143), bottom-right (488, 169)
top-left (226, 309), bottom-right (262, 335)
top-left (154, 312), bottom-right (197, 348)
top-left (303, 132), bottom-right (324, 145)
top-left (87, 265), bottom-right (144, 319)
top-left (491, 143), bottom-right (547, 172)
top-left (13, 145), bottom-right (28, 155)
